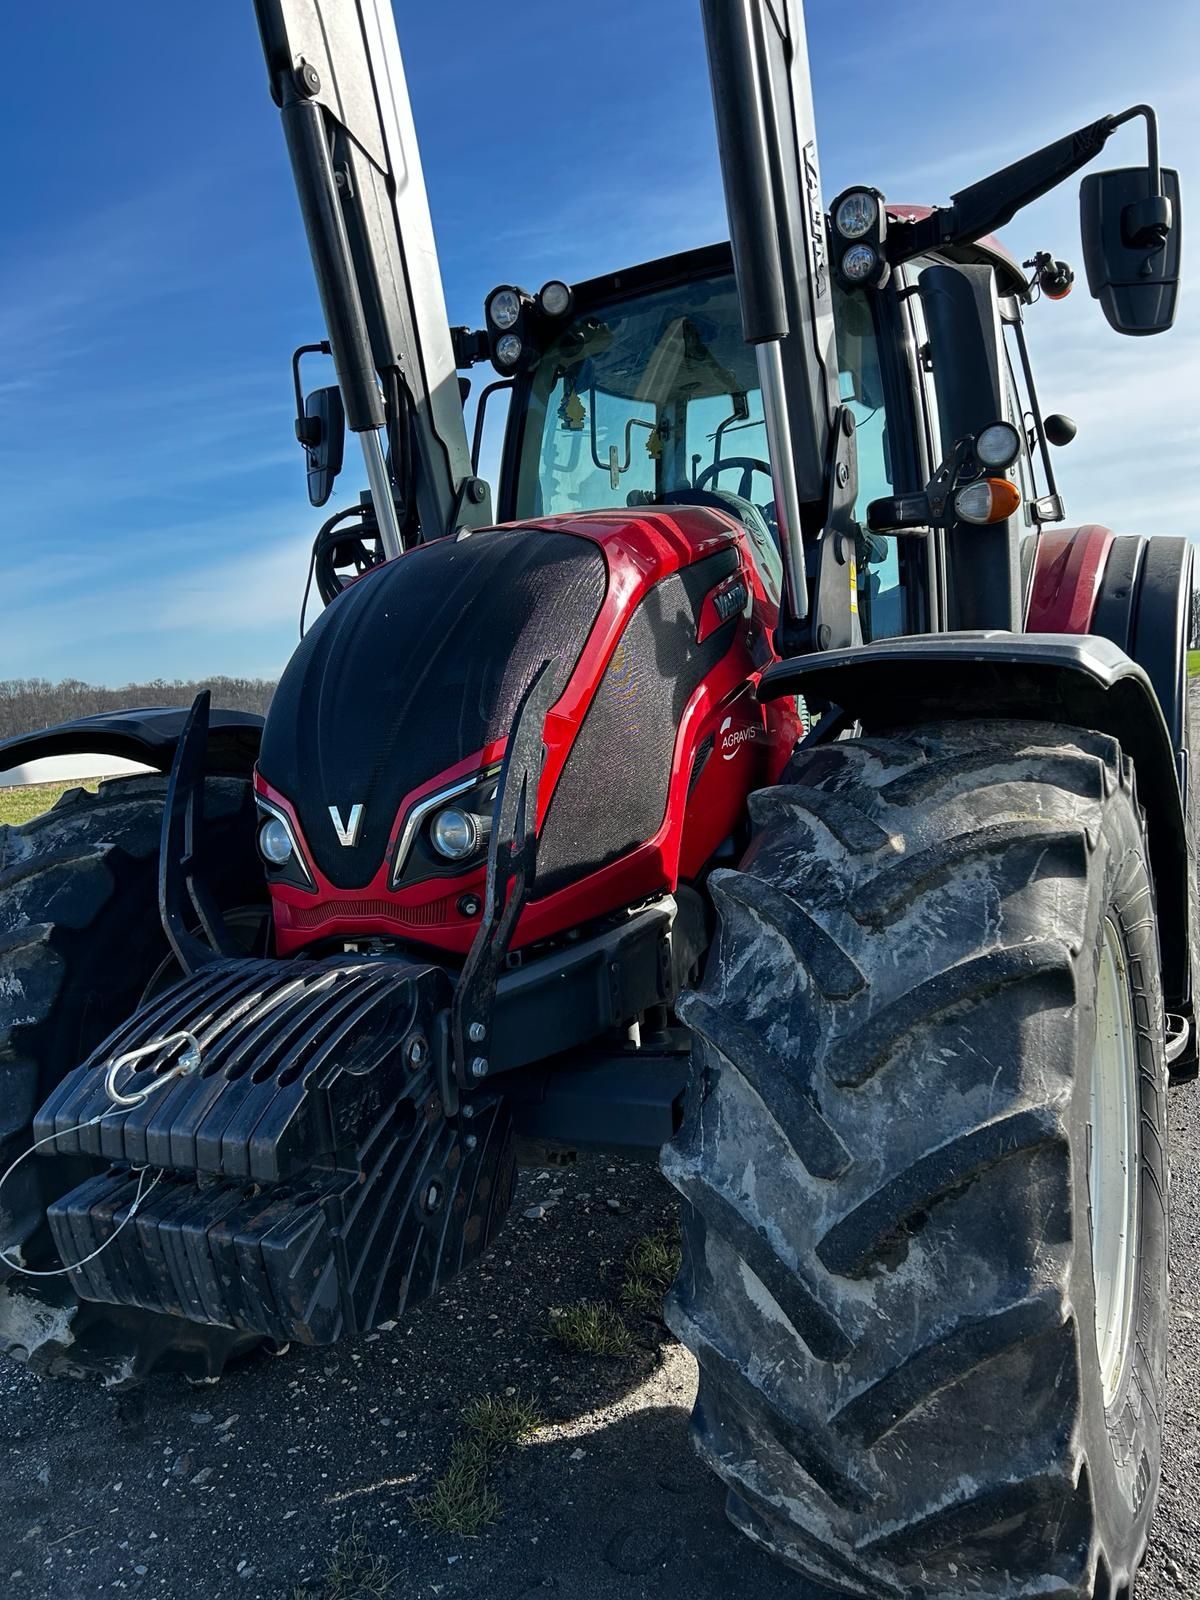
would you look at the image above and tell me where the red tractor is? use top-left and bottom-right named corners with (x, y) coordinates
top-left (0, 3), bottom-right (1189, 1596)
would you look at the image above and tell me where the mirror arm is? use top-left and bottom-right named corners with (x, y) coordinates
top-left (470, 380), bottom-right (514, 476)
top-left (292, 341), bottom-right (332, 446)
top-left (1108, 104), bottom-right (1160, 195)
top-left (888, 104), bottom-right (1166, 268)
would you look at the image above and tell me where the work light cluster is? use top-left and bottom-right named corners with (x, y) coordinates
top-left (830, 187), bottom-right (890, 291)
top-left (485, 280), bottom-right (574, 371)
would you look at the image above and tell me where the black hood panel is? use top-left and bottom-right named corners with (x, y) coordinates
top-left (259, 528), bottom-right (607, 888)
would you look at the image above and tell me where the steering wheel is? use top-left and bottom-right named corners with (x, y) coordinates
top-left (695, 456), bottom-right (772, 500)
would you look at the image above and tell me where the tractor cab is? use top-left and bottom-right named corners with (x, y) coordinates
top-left (463, 223), bottom-right (1090, 650)
top-left (484, 246), bottom-right (897, 639)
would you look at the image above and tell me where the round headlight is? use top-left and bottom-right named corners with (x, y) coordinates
top-left (431, 807), bottom-right (481, 861)
top-left (834, 191), bottom-right (879, 240)
top-left (495, 332), bottom-right (523, 367)
top-left (488, 288), bottom-right (522, 331)
top-left (840, 243), bottom-right (879, 284)
top-left (975, 421), bottom-right (1022, 470)
top-left (259, 816), bottom-right (294, 866)
top-left (538, 279), bottom-right (572, 318)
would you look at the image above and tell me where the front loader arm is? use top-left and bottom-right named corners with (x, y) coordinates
top-left (253, 0), bottom-right (491, 549)
top-left (699, 0), bottom-right (856, 653)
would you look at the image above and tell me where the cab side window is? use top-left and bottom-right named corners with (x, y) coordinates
top-left (833, 286), bottom-right (903, 639)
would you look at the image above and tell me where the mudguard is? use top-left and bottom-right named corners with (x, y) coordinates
top-left (760, 631), bottom-right (1194, 1012)
top-left (0, 706), bottom-right (264, 780)
top-left (1031, 527), bottom-right (1194, 752)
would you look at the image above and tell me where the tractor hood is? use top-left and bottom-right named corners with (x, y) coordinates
top-left (257, 527), bottom-right (607, 890)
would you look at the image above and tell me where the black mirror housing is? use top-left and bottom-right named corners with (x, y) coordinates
top-left (1080, 166), bottom-right (1182, 335)
top-left (302, 385), bottom-right (346, 507)
top-left (1043, 413), bottom-right (1078, 448)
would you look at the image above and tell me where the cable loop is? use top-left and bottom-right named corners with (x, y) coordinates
top-left (103, 1030), bottom-right (203, 1108)
top-left (0, 1029), bottom-right (200, 1280)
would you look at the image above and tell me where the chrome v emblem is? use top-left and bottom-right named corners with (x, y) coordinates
top-left (329, 804), bottom-right (364, 847)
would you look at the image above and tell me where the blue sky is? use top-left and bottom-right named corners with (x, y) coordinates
top-left (0, 0), bottom-right (1195, 684)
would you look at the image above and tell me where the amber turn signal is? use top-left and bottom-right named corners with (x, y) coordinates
top-left (954, 477), bottom-right (1022, 525)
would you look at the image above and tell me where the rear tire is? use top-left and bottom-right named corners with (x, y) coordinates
top-left (0, 774), bottom-right (266, 1384)
top-left (664, 721), bottom-right (1168, 1599)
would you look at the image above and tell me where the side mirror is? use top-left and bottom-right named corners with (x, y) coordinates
top-left (299, 385), bottom-right (345, 507)
top-left (1080, 165), bottom-right (1182, 335)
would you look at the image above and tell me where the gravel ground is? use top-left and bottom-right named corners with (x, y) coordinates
top-left (3, 1097), bottom-right (1199, 1600)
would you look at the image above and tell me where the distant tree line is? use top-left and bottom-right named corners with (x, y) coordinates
top-left (0, 678), bottom-right (276, 742)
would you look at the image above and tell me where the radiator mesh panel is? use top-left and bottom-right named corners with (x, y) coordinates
top-left (534, 551), bottom-right (738, 897)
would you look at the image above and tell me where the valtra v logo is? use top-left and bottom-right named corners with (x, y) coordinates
top-left (719, 715), bottom-right (758, 761)
top-left (329, 803), bottom-right (365, 847)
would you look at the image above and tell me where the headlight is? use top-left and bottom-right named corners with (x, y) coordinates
top-left (255, 801), bottom-right (315, 890)
top-left (840, 243), bottom-right (879, 284)
top-left (975, 421), bottom-right (1022, 470)
top-left (391, 765), bottom-right (501, 889)
top-left (431, 806), bottom-right (490, 861)
top-left (495, 333), bottom-right (523, 366)
top-left (834, 191), bottom-right (878, 240)
top-left (259, 816), bottom-right (293, 865)
top-left (487, 288), bottom-right (522, 330)
top-left (538, 279), bottom-right (572, 318)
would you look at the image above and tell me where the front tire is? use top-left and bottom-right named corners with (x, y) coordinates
top-left (0, 774), bottom-right (266, 1384)
top-left (664, 721), bottom-right (1168, 1599)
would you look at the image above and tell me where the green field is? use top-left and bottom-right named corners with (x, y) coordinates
top-left (1189, 649), bottom-right (1200, 679)
top-left (0, 780), bottom-right (87, 826)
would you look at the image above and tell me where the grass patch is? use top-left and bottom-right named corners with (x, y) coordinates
top-left (548, 1300), bottom-right (636, 1358)
top-left (293, 1528), bottom-right (394, 1600)
top-left (620, 1230), bottom-right (682, 1317)
top-left (411, 1438), bottom-right (500, 1537)
top-left (459, 1392), bottom-right (542, 1450)
top-left (1188, 648), bottom-right (1200, 679)
top-left (411, 1393), bottom-right (542, 1537)
top-left (0, 781), bottom-right (84, 826)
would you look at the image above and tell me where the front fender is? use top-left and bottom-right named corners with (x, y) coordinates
top-left (761, 632), bottom-right (1193, 1011)
top-left (0, 706), bottom-right (263, 781)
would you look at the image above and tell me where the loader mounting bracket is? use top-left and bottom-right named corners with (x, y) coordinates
top-left (159, 693), bottom-right (243, 975)
top-left (450, 661), bottom-right (556, 1092)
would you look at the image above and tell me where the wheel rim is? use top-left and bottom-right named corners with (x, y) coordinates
top-left (1089, 917), bottom-right (1140, 1410)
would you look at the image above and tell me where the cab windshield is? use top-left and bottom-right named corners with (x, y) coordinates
top-left (510, 269), bottom-right (902, 636)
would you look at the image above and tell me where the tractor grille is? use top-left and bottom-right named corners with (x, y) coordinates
top-left (287, 893), bottom-right (460, 931)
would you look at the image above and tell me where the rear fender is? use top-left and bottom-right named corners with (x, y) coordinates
top-left (760, 633), bottom-right (1193, 1011)
top-left (0, 707), bottom-right (264, 781)
top-left (1031, 526), bottom-right (1194, 751)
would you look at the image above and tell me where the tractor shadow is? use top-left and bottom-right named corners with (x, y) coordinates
top-left (4, 1133), bottom-right (1196, 1599)
top-left (0, 1156), bottom-right (805, 1599)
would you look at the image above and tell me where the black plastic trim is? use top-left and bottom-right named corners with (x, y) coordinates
top-left (509, 1051), bottom-right (691, 1161)
top-left (0, 707), bottom-right (264, 780)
